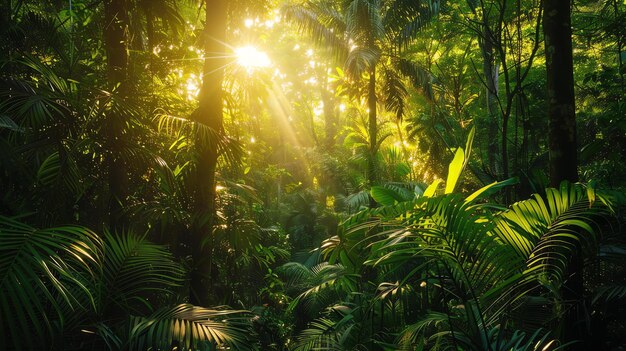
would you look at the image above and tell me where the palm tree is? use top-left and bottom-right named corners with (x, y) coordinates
top-left (284, 0), bottom-right (440, 187)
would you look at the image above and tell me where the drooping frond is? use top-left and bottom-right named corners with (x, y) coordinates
top-left (100, 231), bottom-right (184, 314)
top-left (345, 46), bottom-right (380, 77)
top-left (281, 262), bottom-right (358, 318)
top-left (282, 1), bottom-right (349, 63)
top-left (382, 66), bottom-right (408, 120)
top-left (384, 0), bottom-right (442, 50)
top-left (345, 0), bottom-right (385, 45)
top-left (154, 112), bottom-right (243, 166)
top-left (492, 182), bottom-right (612, 284)
top-left (126, 304), bottom-right (254, 351)
top-left (396, 58), bottom-right (434, 100)
top-left (0, 216), bottom-right (102, 349)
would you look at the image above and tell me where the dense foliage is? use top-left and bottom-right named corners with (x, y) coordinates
top-left (1, 0), bottom-right (625, 350)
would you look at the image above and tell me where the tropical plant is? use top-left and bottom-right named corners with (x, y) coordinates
top-left (284, 0), bottom-right (442, 186)
top-left (283, 137), bottom-right (617, 350)
top-left (0, 216), bottom-right (102, 349)
top-left (0, 215), bottom-right (258, 350)
top-left (95, 304), bottom-right (254, 351)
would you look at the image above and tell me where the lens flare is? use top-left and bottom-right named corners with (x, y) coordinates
top-left (235, 46), bottom-right (270, 71)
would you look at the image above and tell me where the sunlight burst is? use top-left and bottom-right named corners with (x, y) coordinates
top-left (235, 46), bottom-right (270, 71)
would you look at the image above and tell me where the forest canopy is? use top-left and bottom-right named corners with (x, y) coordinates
top-left (0, 0), bottom-right (625, 350)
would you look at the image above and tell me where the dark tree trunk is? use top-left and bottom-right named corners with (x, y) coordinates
top-left (613, 0), bottom-right (624, 111)
top-left (480, 17), bottom-right (500, 178)
top-left (544, 0), bottom-right (578, 187)
top-left (544, 1), bottom-right (582, 348)
top-left (368, 66), bottom-right (377, 187)
top-left (103, 0), bottom-right (129, 230)
top-left (189, 0), bottom-right (227, 306)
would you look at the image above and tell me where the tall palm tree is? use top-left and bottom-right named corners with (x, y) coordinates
top-left (284, 0), bottom-right (440, 187)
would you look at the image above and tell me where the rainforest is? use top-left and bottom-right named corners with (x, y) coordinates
top-left (1, 0), bottom-right (625, 350)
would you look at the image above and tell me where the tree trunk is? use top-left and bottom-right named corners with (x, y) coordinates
top-left (613, 0), bottom-right (624, 112)
top-left (321, 79), bottom-right (336, 151)
top-left (544, 1), bottom-right (582, 348)
top-left (189, 0), bottom-right (227, 306)
top-left (368, 66), bottom-right (377, 187)
top-left (103, 0), bottom-right (129, 230)
top-left (480, 18), bottom-right (500, 178)
top-left (544, 0), bottom-right (578, 187)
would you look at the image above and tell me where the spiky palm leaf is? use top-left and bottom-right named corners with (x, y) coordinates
top-left (399, 315), bottom-right (566, 351)
top-left (0, 216), bottom-right (102, 349)
top-left (366, 182), bottom-right (613, 349)
top-left (488, 182), bottom-right (613, 318)
top-left (282, 1), bottom-right (349, 62)
top-left (127, 304), bottom-right (254, 351)
top-left (155, 112), bottom-right (243, 166)
top-left (98, 231), bottom-right (184, 314)
top-left (281, 262), bottom-right (358, 319)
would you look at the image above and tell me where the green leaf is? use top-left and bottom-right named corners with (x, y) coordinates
top-left (465, 177), bottom-right (519, 204)
top-left (423, 179), bottom-right (442, 197)
top-left (0, 217), bottom-right (102, 349)
top-left (445, 148), bottom-right (464, 194)
top-left (370, 186), bottom-right (402, 206)
top-left (127, 304), bottom-right (253, 350)
top-left (464, 126), bottom-right (475, 168)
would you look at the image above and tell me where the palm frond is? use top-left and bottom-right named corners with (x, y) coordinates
top-left (345, 0), bottom-right (385, 44)
top-left (0, 216), bottom-right (102, 349)
top-left (396, 58), bottom-right (434, 100)
top-left (0, 114), bottom-right (23, 132)
top-left (126, 304), bottom-right (254, 351)
top-left (493, 182), bottom-right (612, 284)
top-left (293, 317), bottom-right (343, 351)
top-left (281, 262), bottom-right (357, 319)
top-left (100, 231), bottom-right (184, 314)
top-left (385, 0), bottom-right (441, 49)
top-left (154, 112), bottom-right (243, 166)
top-left (593, 284), bottom-right (626, 304)
top-left (382, 66), bottom-right (408, 120)
top-left (345, 46), bottom-right (380, 77)
top-left (282, 2), bottom-right (349, 63)
top-left (0, 77), bottom-right (70, 129)
top-left (36, 149), bottom-right (84, 200)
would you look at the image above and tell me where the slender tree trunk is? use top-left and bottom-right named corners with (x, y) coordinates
top-left (144, 5), bottom-right (157, 117)
top-left (368, 66), bottom-right (377, 187)
top-left (103, 0), bottom-right (129, 230)
top-left (613, 0), bottom-right (624, 112)
top-left (1, 0), bottom-right (10, 36)
top-left (544, 0), bottom-right (578, 187)
top-left (321, 78), bottom-right (336, 151)
top-left (480, 19), bottom-right (500, 177)
top-left (544, 1), bottom-right (582, 348)
top-left (0, 1), bottom-right (11, 60)
top-left (190, 0), bottom-right (227, 306)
